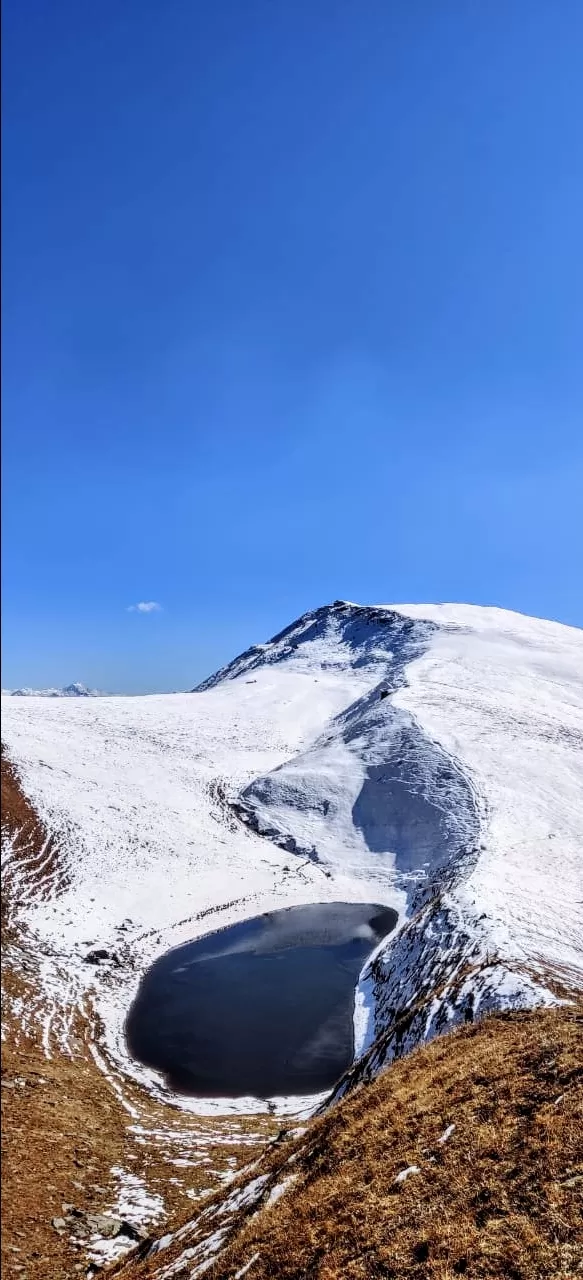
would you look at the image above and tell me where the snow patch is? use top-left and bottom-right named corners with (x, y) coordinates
top-left (394, 1165), bottom-right (420, 1184)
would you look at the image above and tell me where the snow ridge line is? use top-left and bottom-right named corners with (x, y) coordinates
top-left (203, 621), bottom-right (499, 1093)
top-left (193, 601), bottom-right (437, 692)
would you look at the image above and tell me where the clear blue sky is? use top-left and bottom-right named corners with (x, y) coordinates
top-left (2, 1), bottom-right (582, 692)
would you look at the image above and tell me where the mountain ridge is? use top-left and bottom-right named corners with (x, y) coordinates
top-left (193, 600), bottom-right (435, 691)
top-left (3, 681), bottom-right (102, 698)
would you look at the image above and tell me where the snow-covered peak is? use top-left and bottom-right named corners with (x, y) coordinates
top-left (61, 682), bottom-right (98, 697)
top-left (6, 682), bottom-right (101, 698)
top-left (194, 601), bottom-right (435, 690)
top-left (194, 598), bottom-right (582, 692)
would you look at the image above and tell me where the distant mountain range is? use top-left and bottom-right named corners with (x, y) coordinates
top-left (2, 682), bottom-right (102, 698)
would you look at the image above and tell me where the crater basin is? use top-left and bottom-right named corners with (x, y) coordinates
top-left (125, 901), bottom-right (398, 1098)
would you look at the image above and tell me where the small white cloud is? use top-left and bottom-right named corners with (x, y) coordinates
top-left (127, 601), bottom-right (162, 614)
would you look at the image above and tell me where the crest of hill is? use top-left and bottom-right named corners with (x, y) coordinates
top-left (111, 1005), bottom-right (583, 1280)
top-left (193, 601), bottom-right (435, 690)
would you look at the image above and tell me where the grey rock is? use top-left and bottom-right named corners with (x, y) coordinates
top-left (121, 1220), bottom-right (148, 1242)
top-left (69, 1219), bottom-right (91, 1239)
top-left (85, 1213), bottom-right (124, 1238)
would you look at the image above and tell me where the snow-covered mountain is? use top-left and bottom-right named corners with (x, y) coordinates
top-left (2, 601), bottom-right (582, 1114)
top-left (5, 681), bottom-right (101, 697)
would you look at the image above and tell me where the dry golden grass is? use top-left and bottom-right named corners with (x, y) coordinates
top-left (1, 752), bottom-right (277, 1280)
top-left (204, 1007), bottom-right (583, 1280)
top-left (116, 1007), bottom-right (582, 1280)
top-left (1, 752), bottom-right (125, 1280)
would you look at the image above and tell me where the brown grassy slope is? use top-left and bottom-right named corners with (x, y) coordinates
top-left (1, 1036), bottom-right (129, 1280)
top-left (116, 1006), bottom-right (583, 1280)
top-left (1, 752), bottom-right (276, 1280)
top-left (2, 750), bottom-right (128, 1280)
top-left (210, 1008), bottom-right (583, 1280)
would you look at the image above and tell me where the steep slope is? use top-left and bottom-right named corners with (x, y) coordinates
top-left (1, 755), bottom-right (282, 1280)
top-left (193, 601), bottom-right (433, 690)
top-left (231, 602), bottom-right (583, 1082)
top-left (112, 1005), bottom-right (583, 1280)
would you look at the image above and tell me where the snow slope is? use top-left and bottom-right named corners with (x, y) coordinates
top-left (2, 601), bottom-right (582, 1113)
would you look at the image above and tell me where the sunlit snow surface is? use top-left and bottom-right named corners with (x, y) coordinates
top-left (2, 601), bottom-right (583, 1113)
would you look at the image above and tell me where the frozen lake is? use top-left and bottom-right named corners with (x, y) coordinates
top-left (125, 901), bottom-right (398, 1098)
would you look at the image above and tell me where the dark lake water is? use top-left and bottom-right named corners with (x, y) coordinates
top-left (125, 901), bottom-right (398, 1098)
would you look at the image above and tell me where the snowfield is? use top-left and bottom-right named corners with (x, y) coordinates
top-left (2, 600), bottom-right (583, 1113)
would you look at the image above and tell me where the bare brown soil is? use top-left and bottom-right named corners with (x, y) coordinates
top-left (1, 753), bottom-right (277, 1280)
top-left (113, 1006), bottom-right (583, 1280)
